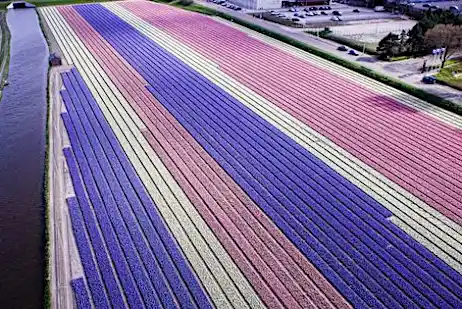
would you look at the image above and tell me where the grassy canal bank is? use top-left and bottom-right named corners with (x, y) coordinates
top-left (0, 0), bottom-right (114, 10)
top-left (0, 10), bottom-right (11, 100)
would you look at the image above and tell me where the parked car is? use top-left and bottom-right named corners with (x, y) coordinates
top-left (292, 18), bottom-right (300, 21)
top-left (313, 11), bottom-right (319, 15)
top-left (353, 9), bottom-right (360, 13)
top-left (321, 11), bottom-right (328, 15)
top-left (348, 49), bottom-right (359, 56)
top-left (235, 7), bottom-right (242, 10)
top-left (310, 7), bottom-right (319, 10)
top-left (423, 4), bottom-right (430, 7)
top-left (337, 45), bottom-right (348, 51)
top-left (331, 16), bottom-right (342, 21)
top-left (449, 6), bottom-right (459, 14)
top-left (422, 76), bottom-right (436, 84)
top-left (333, 10), bottom-right (342, 16)
top-left (307, 12), bottom-right (315, 16)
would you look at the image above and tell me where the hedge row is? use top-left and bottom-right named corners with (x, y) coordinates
top-left (37, 10), bottom-right (52, 309)
top-left (167, 1), bottom-right (462, 116)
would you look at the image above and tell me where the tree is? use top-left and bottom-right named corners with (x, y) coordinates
top-left (376, 32), bottom-right (408, 59)
top-left (406, 10), bottom-right (462, 55)
top-left (424, 24), bottom-right (462, 67)
top-left (407, 23), bottom-right (426, 54)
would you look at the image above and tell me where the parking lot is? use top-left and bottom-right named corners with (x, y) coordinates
top-left (208, 0), bottom-right (243, 11)
top-left (250, 4), bottom-right (405, 27)
top-left (411, 0), bottom-right (461, 12)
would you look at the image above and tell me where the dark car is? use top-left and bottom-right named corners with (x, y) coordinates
top-left (321, 11), bottom-right (328, 15)
top-left (422, 76), bottom-right (437, 84)
top-left (423, 3), bottom-right (430, 7)
top-left (337, 45), bottom-right (348, 51)
top-left (292, 18), bottom-right (301, 21)
top-left (348, 49), bottom-right (359, 56)
top-left (333, 10), bottom-right (342, 16)
top-left (353, 9), bottom-right (360, 13)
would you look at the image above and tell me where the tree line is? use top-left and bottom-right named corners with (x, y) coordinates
top-left (377, 10), bottom-right (462, 65)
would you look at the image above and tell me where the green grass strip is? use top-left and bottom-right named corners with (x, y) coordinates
top-left (0, 10), bottom-right (11, 101)
top-left (436, 61), bottom-right (462, 91)
top-left (0, 0), bottom-right (115, 10)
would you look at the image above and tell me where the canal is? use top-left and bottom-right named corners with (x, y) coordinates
top-left (0, 8), bottom-right (48, 309)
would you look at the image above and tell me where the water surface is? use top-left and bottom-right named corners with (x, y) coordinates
top-left (0, 8), bottom-right (48, 309)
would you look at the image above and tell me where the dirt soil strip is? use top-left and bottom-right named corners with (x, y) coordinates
top-left (49, 64), bottom-right (83, 309)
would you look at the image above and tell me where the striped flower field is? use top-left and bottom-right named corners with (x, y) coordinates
top-left (41, 1), bottom-right (462, 308)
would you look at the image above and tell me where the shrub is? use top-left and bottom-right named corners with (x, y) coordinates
top-left (171, 0), bottom-right (193, 6)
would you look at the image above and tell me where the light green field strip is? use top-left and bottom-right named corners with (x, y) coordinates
top-left (40, 6), bottom-right (264, 309)
top-left (213, 18), bottom-right (462, 130)
top-left (106, 3), bottom-right (462, 273)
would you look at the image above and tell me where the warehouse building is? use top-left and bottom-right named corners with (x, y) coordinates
top-left (229, 0), bottom-right (282, 9)
top-left (229, 0), bottom-right (327, 10)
